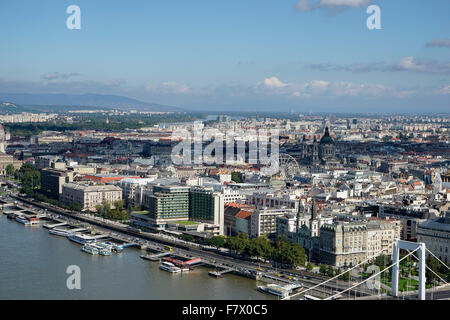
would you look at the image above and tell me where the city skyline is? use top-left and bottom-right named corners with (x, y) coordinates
top-left (0, 0), bottom-right (449, 112)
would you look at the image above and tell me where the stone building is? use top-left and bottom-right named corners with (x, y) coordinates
top-left (319, 218), bottom-right (400, 267)
top-left (60, 183), bottom-right (122, 210)
top-left (366, 218), bottom-right (401, 260)
top-left (0, 152), bottom-right (21, 175)
top-left (417, 211), bottom-right (450, 264)
top-left (319, 222), bottom-right (368, 267)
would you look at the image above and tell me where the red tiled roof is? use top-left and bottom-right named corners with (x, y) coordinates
top-left (236, 210), bottom-right (253, 219)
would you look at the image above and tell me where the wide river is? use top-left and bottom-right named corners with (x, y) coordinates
top-left (0, 214), bottom-right (271, 300)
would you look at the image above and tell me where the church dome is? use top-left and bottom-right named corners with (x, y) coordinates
top-left (319, 127), bottom-right (334, 145)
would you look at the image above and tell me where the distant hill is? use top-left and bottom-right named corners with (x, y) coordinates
top-left (0, 93), bottom-right (181, 112)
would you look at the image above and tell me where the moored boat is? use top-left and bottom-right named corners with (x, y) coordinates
top-left (68, 233), bottom-right (96, 245)
top-left (94, 244), bottom-right (112, 256)
top-left (81, 244), bottom-right (99, 255)
top-left (159, 261), bottom-right (181, 273)
top-left (15, 216), bottom-right (31, 225)
top-left (257, 284), bottom-right (290, 299)
top-left (49, 228), bottom-right (70, 237)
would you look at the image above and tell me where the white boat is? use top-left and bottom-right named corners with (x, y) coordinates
top-left (49, 228), bottom-right (70, 237)
top-left (97, 247), bottom-right (112, 256)
top-left (28, 219), bottom-right (40, 225)
top-left (257, 284), bottom-right (290, 299)
top-left (93, 244), bottom-right (112, 256)
top-left (159, 261), bottom-right (181, 273)
top-left (68, 233), bottom-right (96, 245)
top-left (105, 241), bottom-right (124, 252)
top-left (15, 216), bottom-right (31, 225)
top-left (96, 242), bottom-right (114, 251)
top-left (81, 244), bottom-right (99, 255)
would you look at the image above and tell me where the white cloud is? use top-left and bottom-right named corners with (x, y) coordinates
top-left (390, 56), bottom-right (450, 74)
top-left (263, 76), bottom-right (287, 89)
top-left (146, 81), bottom-right (191, 94)
top-left (307, 80), bottom-right (329, 92)
top-left (310, 57), bottom-right (450, 74)
top-left (395, 56), bottom-right (426, 72)
top-left (435, 85), bottom-right (450, 95)
top-left (42, 72), bottom-right (81, 81)
top-left (255, 77), bottom-right (416, 99)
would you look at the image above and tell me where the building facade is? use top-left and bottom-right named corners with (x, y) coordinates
top-left (147, 185), bottom-right (190, 226)
top-left (40, 168), bottom-right (74, 199)
top-left (417, 211), bottom-right (450, 264)
top-left (60, 183), bottom-right (122, 210)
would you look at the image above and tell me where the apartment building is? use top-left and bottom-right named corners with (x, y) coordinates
top-left (366, 218), bottom-right (401, 260)
top-left (250, 208), bottom-right (296, 238)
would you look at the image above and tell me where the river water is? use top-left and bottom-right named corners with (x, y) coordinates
top-left (0, 215), bottom-right (270, 300)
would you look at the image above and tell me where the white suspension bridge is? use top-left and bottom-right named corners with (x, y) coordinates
top-left (282, 239), bottom-right (450, 300)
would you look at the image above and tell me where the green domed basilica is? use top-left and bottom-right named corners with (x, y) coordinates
top-left (298, 126), bottom-right (337, 166)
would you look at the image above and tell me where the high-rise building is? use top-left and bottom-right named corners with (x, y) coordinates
top-left (147, 185), bottom-right (190, 226)
top-left (189, 186), bottom-right (224, 234)
top-left (40, 168), bottom-right (74, 199)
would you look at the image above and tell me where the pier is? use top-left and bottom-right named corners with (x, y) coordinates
top-left (208, 268), bottom-right (234, 277)
top-left (43, 222), bottom-right (68, 229)
top-left (140, 251), bottom-right (172, 261)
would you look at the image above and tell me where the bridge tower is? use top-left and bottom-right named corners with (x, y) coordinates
top-left (392, 239), bottom-right (426, 300)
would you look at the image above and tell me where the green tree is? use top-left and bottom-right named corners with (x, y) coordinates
top-left (115, 200), bottom-right (124, 211)
top-left (15, 164), bottom-right (40, 190)
top-left (319, 264), bottom-right (327, 275)
top-left (70, 202), bottom-right (82, 211)
top-left (306, 262), bottom-right (314, 271)
top-left (272, 236), bottom-right (306, 267)
top-left (426, 256), bottom-right (444, 285)
top-left (327, 265), bottom-right (335, 277)
top-left (206, 236), bottom-right (226, 249)
top-left (5, 164), bottom-right (15, 176)
top-left (231, 172), bottom-right (242, 183)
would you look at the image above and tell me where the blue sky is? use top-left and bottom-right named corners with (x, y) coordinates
top-left (0, 0), bottom-right (449, 113)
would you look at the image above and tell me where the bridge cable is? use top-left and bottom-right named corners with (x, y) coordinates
top-left (407, 250), bottom-right (448, 285)
top-left (425, 248), bottom-right (450, 272)
top-left (324, 247), bottom-right (420, 300)
top-left (283, 247), bottom-right (392, 300)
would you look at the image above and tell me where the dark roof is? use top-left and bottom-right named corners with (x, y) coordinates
top-left (320, 127), bottom-right (335, 145)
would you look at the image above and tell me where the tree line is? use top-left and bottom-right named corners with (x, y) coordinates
top-left (204, 233), bottom-right (307, 267)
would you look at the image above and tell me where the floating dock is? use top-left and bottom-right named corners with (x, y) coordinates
top-left (43, 222), bottom-right (68, 229)
top-left (140, 251), bottom-right (172, 261)
top-left (208, 268), bottom-right (234, 277)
